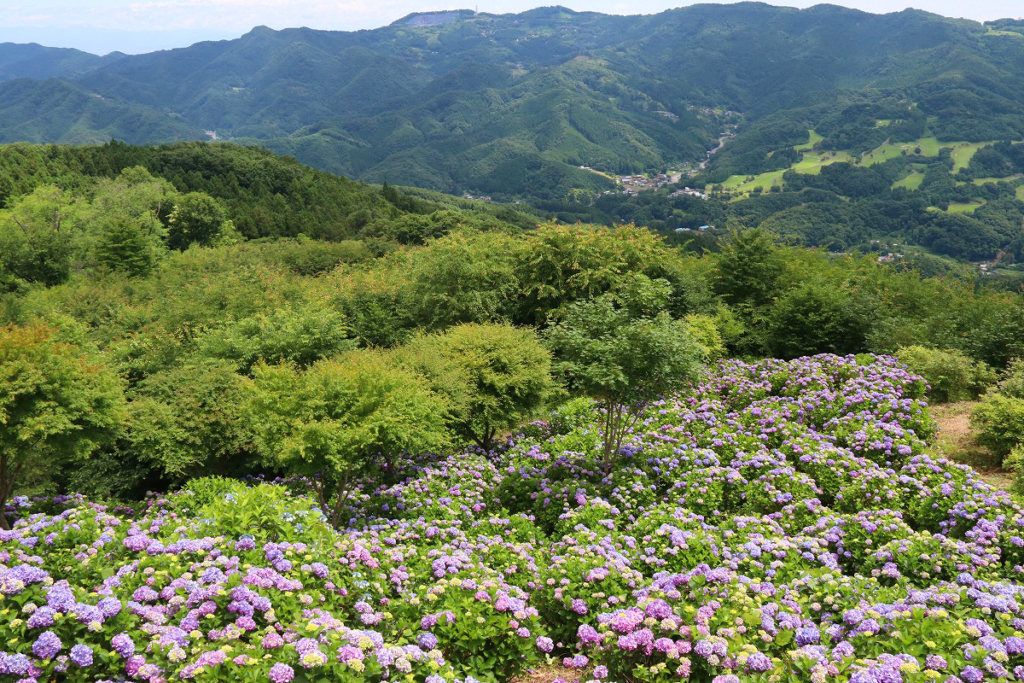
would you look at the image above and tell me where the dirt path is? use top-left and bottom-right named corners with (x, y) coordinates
top-left (515, 666), bottom-right (578, 683)
top-left (930, 401), bottom-right (1014, 489)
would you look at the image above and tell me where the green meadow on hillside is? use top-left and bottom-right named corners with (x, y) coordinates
top-left (717, 132), bottom-right (1010, 200)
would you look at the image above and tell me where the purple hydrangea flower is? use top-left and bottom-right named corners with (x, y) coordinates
top-left (269, 662), bottom-right (295, 683)
top-left (70, 644), bottom-right (93, 667)
top-left (32, 631), bottom-right (61, 660)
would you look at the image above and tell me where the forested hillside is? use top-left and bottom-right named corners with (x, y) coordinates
top-left (546, 134), bottom-right (1024, 268)
top-left (3, 3), bottom-right (1024, 209)
top-left (0, 43), bottom-right (124, 80)
top-left (0, 141), bottom-right (539, 244)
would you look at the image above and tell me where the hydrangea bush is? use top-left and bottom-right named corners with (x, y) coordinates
top-left (3, 354), bottom-right (1024, 682)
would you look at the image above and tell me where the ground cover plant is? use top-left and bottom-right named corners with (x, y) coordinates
top-left (4, 354), bottom-right (1024, 682)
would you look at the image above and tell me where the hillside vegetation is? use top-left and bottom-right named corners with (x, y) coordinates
top-left (1, 138), bottom-right (1024, 683)
top-left (2, 1), bottom-right (1024, 678)
top-left (0, 142), bottom-right (1022, 498)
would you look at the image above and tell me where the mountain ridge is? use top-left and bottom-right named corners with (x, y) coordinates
top-left (0, 3), bottom-right (1022, 202)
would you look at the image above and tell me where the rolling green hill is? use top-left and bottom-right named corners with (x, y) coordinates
top-left (0, 141), bottom-right (543, 243)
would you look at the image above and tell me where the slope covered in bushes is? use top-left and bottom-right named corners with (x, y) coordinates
top-left (3, 355), bottom-right (1024, 682)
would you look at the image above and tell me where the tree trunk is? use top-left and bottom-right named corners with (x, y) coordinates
top-left (0, 453), bottom-right (10, 530)
top-left (328, 475), bottom-right (350, 530)
top-left (602, 402), bottom-right (619, 472)
top-left (482, 425), bottom-right (496, 452)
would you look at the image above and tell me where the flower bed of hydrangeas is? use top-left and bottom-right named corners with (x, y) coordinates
top-left (4, 354), bottom-right (1024, 682)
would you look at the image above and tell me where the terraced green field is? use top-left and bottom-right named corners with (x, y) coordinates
top-left (947, 201), bottom-right (985, 213)
top-left (951, 142), bottom-right (990, 172)
top-left (861, 137), bottom-right (941, 165)
top-left (929, 201), bottom-right (986, 214)
top-left (719, 134), bottom-right (1009, 198)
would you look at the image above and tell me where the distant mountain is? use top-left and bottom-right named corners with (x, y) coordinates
top-left (392, 10), bottom-right (478, 27)
top-left (0, 43), bottom-right (124, 80)
top-left (1, 3), bottom-right (1023, 201)
top-left (0, 78), bottom-right (203, 145)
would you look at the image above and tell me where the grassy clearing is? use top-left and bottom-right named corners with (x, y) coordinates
top-left (947, 200), bottom-right (986, 213)
top-left (862, 142), bottom-right (911, 166)
top-left (719, 169), bottom-right (785, 193)
top-left (579, 166), bottom-right (617, 181)
top-left (917, 137), bottom-right (943, 156)
top-left (1017, 185), bottom-right (1024, 201)
top-left (792, 150), bottom-right (851, 175)
top-left (794, 129), bottom-right (823, 152)
top-left (892, 170), bottom-right (925, 190)
top-left (951, 142), bottom-right (989, 172)
top-left (931, 401), bottom-right (1014, 490)
top-left (970, 175), bottom-right (1023, 185)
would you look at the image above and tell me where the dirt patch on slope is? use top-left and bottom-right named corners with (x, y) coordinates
top-left (930, 401), bottom-right (1014, 489)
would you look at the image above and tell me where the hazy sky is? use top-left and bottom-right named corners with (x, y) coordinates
top-left (0, 0), bottom-right (1021, 55)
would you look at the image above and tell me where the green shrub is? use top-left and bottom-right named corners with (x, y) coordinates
top-left (199, 302), bottom-right (356, 373)
top-left (125, 359), bottom-right (255, 482)
top-left (895, 345), bottom-right (996, 403)
top-left (195, 481), bottom-right (329, 543)
top-left (0, 323), bottom-right (126, 528)
top-left (544, 274), bottom-right (704, 466)
top-left (685, 313), bottom-right (727, 360)
top-left (547, 396), bottom-right (599, 435)
top-left (971, 394), bottom-right (1024, 461)
top-left (1007, 444), bottom-right (1024, 497)
top-left (246, 349), bottom-right (451, 527)
top-left (997, 357), bottom-right (1024, 399)
top-left (766, 282), bottom-right (865, 358)
top-left (273, 239), bottom-right (371, 275)
top-left (394, 323), bottom-right (555, 450)
top-left (166, 475), bottom-right (238, 515)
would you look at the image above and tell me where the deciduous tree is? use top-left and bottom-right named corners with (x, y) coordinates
top-left (544, 275), bottom-right (703, 468)
top-left (0, 325), bottom-right (125, 528)
top-left (245, 350), bottom-right (450, 527)
top-left (395, 323), bottom-right (554, 450)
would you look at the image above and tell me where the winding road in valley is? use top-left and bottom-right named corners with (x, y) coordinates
top-left (699, 133), bottom-right (733, 169)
